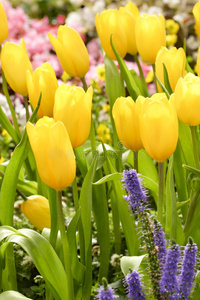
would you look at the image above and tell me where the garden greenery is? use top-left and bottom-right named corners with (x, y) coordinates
top-left (0, 0), bottom-right (200, 299)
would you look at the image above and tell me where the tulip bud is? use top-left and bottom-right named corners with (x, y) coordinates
top-left (95, 9), bottom-right (128, 60)
top-left (48, 25), bottom-right (89, 78)
top-left (173, 73), bottom-right (200, 126)
top-left (21, 195), bottom-right (51, 231)
top-left (0, 39), bottom-right (32, 95)
top-left (193, 1), bottom-right (200, 40)
top-left (155, 46), bottom-right (186, 92)
top-left (138, 93), bottom-right (178, 162)
top-left (112, 96), bottom-right (143, 151)
top-left (119, 2), bottom-right (140, 55)
top-left (135, 14), bottom-right (166, 63)
top-left (0, 2), bottom-right (8, 45)
top-left (26, 117), bottom-right (76, 190)
top-left (26, 62), bottom-right (58, 118)
top-left (53, 84), bottom-right (93, 149)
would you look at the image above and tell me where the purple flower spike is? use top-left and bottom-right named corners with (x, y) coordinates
top-left (160, 243), bottom-right (180, 298)
top-left (179, 239), bottom-right (198, 299)
top-left (125, 270), bottom-right (146, 300)
top-left (153, 220), bottom-right (167, 272)
top-left (122, 169), bottom-right (147, 214)
top-left (96, 279), bottom-right (116, 300)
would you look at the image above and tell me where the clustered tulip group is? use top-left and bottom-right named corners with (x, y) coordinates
top-left (1, 0), bottom-right (200, 234)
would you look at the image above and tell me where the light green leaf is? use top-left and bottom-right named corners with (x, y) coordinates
top-left (0, 226), bottom-right (70, 300)
top-left (0, 291), bottom-right (32, 300)
top-left (93, 172), bottom-right (122, 185)
top-left (120, 255), bottom-right (147, 276)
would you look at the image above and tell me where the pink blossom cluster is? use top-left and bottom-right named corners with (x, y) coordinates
top-left (1, 0), bottom-right (153, 91)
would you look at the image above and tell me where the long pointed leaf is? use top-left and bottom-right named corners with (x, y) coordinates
top-left (0, 226), bottom-right (70, 300)
top-left (79, 153), bottom-right (98, 299)
top-left (110, 35), bottom-right (140, 100)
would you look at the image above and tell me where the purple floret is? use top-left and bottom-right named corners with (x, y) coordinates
top-left (160, 243), bottom-right (180, 299)
top-left (125, 270), bottom-right (146, 300)
top-left (122, 169), bottom-right (147, 214)
top-left (178, 241), bottom-right (197, 299)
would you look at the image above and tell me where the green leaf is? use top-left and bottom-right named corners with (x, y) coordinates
top-left (0, 131), bottom-right (30, 226)
top-left (173, 140), bottom-right (188, 221)
top-left (79, 153), bottom-right (98, 299)
top-left (178, 120), bottom-right (195, 168)
top-left (0, 291), bottom-right (32, 300)
top-left (0, 94), bottom-right (41, 226)
top-left (163, 63), bottom-right (173, 95)
top-left (182, 164), bottom-right (200, 177)
top-left (67, 209), bottom-right (85, 284)
top-left (92, 169), bottom-right (110, 280)
top-left (93, 172), bottom-right (122, 185)
top-left (110, 35), bottom-right (140, 100)
top-left (165, 155), bottom-right (185, 244)
top-left (0, 226), bottom-right (70, 300)
top-left (154, 73), bottom-right (170, 99)
top-left (120, 255), bottom-right (147, 276)
top-left (104, 54), bottom-right (125, 148)
top-left (0, 105), bottom-right (19, 144)
top-left (104, 54), bottom-right (125, 108)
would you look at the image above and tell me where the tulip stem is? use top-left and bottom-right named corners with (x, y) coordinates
top-left (152, 63), bottom-right (158, 93)
top-left (81, 76), bottom-right (97, 156)
top-left (72, 177), bottom-right (79, 211)
top-left (2, 71), bottom-right (21, 141)
top-left (157, 162), bottom-right (164, 224)
top-left (190, 126), bottom-right (200, 170)
top-left (56, 190), bottom-right (74, 300)
top-left (81, 77), bottom-right (88, 92)
top-left (23, 96), bottom-right (30, 122)
top-left (134, 54), bottom-right (149, 97)
top-left (133, 150), bottom-right (138, 173)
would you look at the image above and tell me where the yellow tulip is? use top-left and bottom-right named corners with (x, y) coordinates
top-left (112, 96), bottom-right (143, 151)
top-left (95, 9), bottom-right (128, 60)
top-left (193, 1), bottom-right (200, 40)
top-left (0, 39), bottom-right (32, 95)
top-left (119, 2), bottom-right (140, 55)
top-left (0, 2), bottom-right (8, 45)
top-left (21, 195), bottom-right (51, 231)
top-left (155, 46), bottom-right (186, 92)
top-left (27, 62), bottom-right (58, 118)
top-left (26, 117), bottom-right (76, 190)
top-left (53, 84), bottom-right (93, 149)
top-left (138, 93), bottom-right (178, 162)
top-left (48, 25), bottom-right (89, 78)
top-left (173, 73), bottom-right (200, 126)
top-left (135, 14), bottom-right (166, 63)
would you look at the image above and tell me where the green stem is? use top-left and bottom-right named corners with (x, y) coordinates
top-left (56, 190), bottom-right (74, 300)
top-left (81, 77), bottom-right (88, 92)
top-left (81, 76), bottom-right (96, 155)
top-left (134, 54), bottom-right (149, 97)
top-left (23, 96), bottom-right (30, 122)
top-left (190, 126), bottom-right (200, 169)
top-left (72, 177), bottom-right (79, 211)
top-left (48, 187), bottom-right (58, 249)
top-left (157, 162), bottom-right (164, 224)
top-left (152, 63), bottom-right (158, 93)
top-left (133, 151), bottom-right (138, 173)
top-left (2, 71), bottom-right (21, 139)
